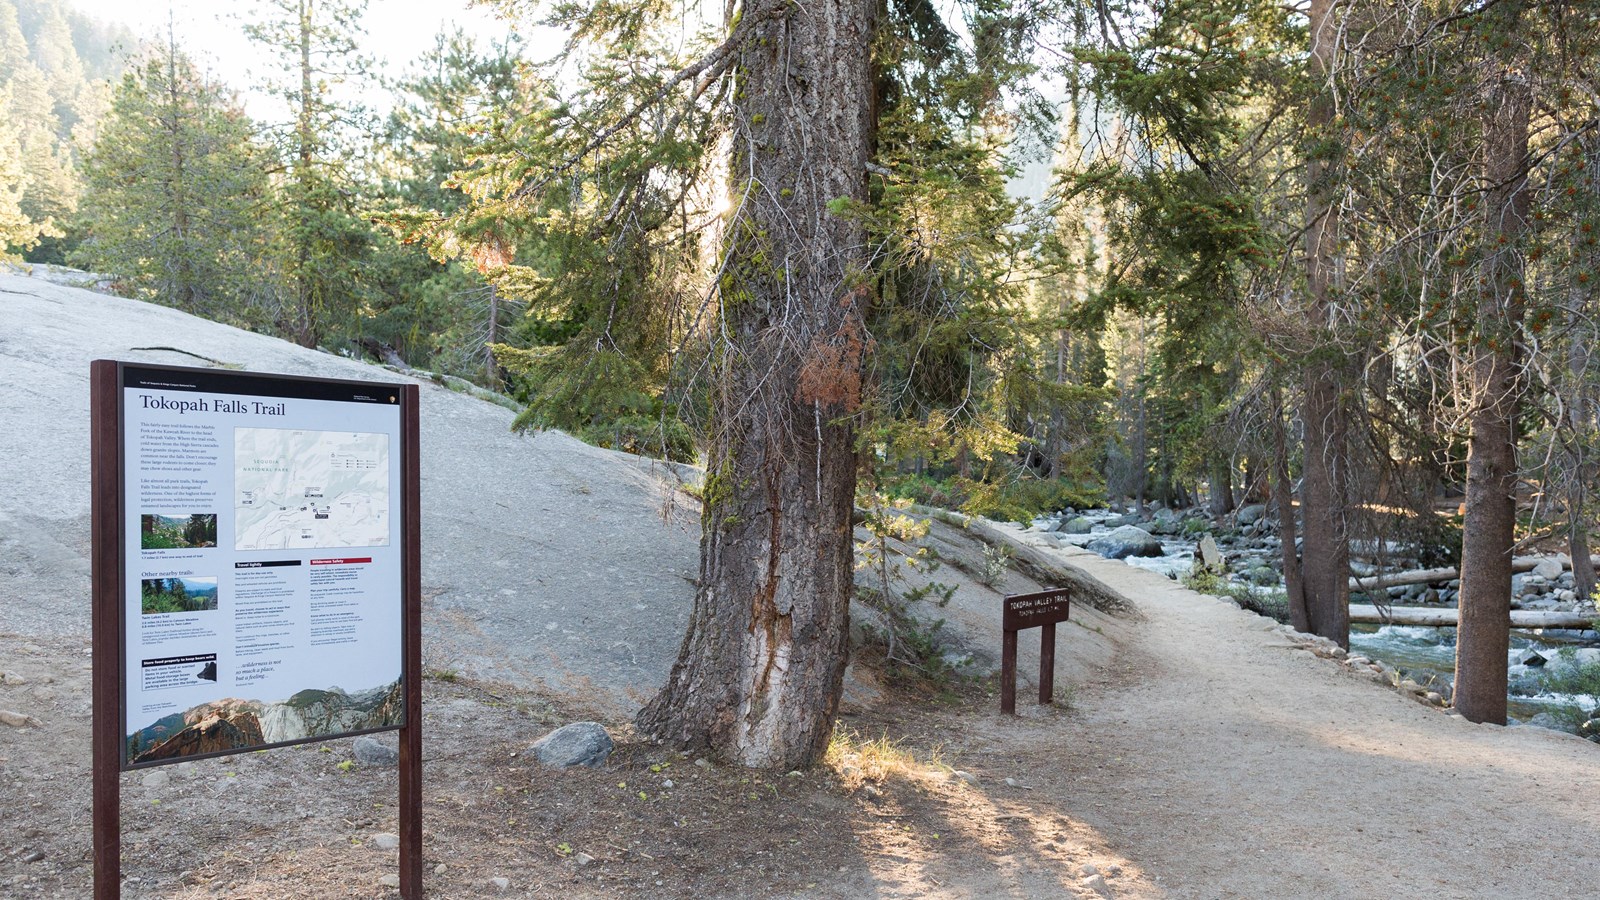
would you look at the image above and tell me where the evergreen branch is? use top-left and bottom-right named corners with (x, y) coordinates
top-left (512, 1), bottom-right (784, 201)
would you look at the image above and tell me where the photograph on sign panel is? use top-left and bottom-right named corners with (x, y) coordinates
top-left (125, 675), bottom-right (402, 764)
top-left (140, 512), bottom-right (218, 549)
top-left (139, 576), bottom-right (219, 615)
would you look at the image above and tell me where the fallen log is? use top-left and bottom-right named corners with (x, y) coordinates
top-left (909, 507), bottom-right (1132, 615)
top-left (1350, 604), bottom-right (1597, 629)
top-left (1348, 555), bottom-right (1600, 592)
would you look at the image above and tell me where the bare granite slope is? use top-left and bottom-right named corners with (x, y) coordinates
top-left (0, 273), bottom-right (701, 711)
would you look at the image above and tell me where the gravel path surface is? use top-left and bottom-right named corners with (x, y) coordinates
top-left (989, 526), bottom-right (1600, 899)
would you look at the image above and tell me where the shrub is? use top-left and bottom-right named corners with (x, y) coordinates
top-left (1183, 570), bottom-right (1290, 624)
top-left (1536, 651), bottom-right (1600, 739)
top-left (881, 473), bottom-right (1103, 525)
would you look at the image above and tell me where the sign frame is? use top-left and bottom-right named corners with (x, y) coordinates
top-left (91, 359), bottom-right (423, 898)
top-left (1000, 588), bottom-right (1070, 715)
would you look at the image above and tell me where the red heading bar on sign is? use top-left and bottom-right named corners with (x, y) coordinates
top-left (310, 557), bottom-right (372, 566)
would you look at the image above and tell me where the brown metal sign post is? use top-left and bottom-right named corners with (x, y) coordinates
top-left (90, 361), bottom-right (423, 898)
top-left (1000, 588), bottom-right (1071, 714)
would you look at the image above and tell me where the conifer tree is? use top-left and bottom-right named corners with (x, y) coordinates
top-left (74, 37), bottom-right (268, 319)
top-left (366, 30), bottom-right (522, 378)
top-left (246, 0), bottom-right (377, 347)
top-left (0, 7), bottom-right (72, 250)
top-left (404, 0), bottom-right (1048, 766)
top-left (0, 85), bottom-right (44, 257)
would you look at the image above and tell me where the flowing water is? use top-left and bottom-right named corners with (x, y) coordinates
top-left (1348, 624), bottom-right (1600, 723)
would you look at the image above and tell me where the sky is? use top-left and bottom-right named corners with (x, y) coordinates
top-left (67, 0), bottom-right (558, 120)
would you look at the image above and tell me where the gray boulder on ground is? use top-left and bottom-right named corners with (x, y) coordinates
top-left (1087, 526), bottom-right (1164, 560)
top-left (1532, 558), bottom-right (1564, 581)
top-left (1196, 535), bottom-right (1224, 573)
top-left (1236, 504), bottom-right (1268, 526)
top-left (1548, 647), bottom-right (1600, 671)
top-left (531, 722), bottom-right (614, 768)
top-left (1148, 517), bottom-right (1180, 536)
top-left (1062, 516), bottom-right (1094, 535)
top-left (354, 735), bottom-right (399, 767)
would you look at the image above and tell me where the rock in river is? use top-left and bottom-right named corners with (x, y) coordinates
top-left (1531, 557), bottom-right (1564, 580)
top-left (1086, 525), bottom-right (1164, 560)
top-left (1196, 535), bottom-right (1224, 573)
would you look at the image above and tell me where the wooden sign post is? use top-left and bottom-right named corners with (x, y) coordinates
top-left (91, 361), bottom-right (423, 897)
top-left (1000, 588), bottom-right (1071, 714)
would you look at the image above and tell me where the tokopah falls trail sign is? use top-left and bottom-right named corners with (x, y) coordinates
top-left (91, 361), bottom-right (425, 898)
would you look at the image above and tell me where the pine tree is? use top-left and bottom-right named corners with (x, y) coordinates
top-left (74, 36), bottom-right (268, 319)
top-left (0, 41), bottom-right (73, 249)
top-left (366, 30), bottom-right (522, 379)
top-left (630, 0), bottom-right (876, 769)
top-left (0, 84), bottom-right (44, 257)
top-left (245, 0), bottom-right (377, 347)
top-left (401, 0), bottom-right (1050, 765)
top-left (0, 0), bottom-right (124, 263)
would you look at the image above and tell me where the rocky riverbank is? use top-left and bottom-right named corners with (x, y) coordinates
top-left (1028, 502), bottom-right (1600, 618)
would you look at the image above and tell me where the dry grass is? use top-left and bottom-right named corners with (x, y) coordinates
top-left (826, 724), bottom-right (950, 791)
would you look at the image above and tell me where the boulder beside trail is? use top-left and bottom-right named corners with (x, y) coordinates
top-left (353, 735), bottom-right (399, 767)
top-left (1236, 504), bottom-right (1268, 526)
top-left (530, 722), bottom-right (614, 769)
top-left (1531, 558), bottom-right (1564, 581)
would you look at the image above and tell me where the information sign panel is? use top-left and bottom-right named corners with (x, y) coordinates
top-left (113, 363), bottom-right (406, 767)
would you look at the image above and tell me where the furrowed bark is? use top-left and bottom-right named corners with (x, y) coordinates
top-left (1455, 46), bottom-right (1531, 726)
top-left (636, 0), bottom-right (873, 769)
top-left (1297, 0), bottom-right (1350, 649)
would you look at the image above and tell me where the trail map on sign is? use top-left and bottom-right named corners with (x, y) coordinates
top-left (235, 428), bottom-right (390, 550)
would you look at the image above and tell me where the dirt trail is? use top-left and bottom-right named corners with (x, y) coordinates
top-left (990, 530), bottom-right (1600, 899)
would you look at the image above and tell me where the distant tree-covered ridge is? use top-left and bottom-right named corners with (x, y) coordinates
top-left (0, 0), bottom-right (131, 261)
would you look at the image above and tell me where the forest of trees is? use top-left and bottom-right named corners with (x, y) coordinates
top-left (139, 576), bottom-right (218, 615)
top-left (7, 0), bottom-right (1597, 761)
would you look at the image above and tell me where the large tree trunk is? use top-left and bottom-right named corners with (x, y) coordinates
top-left (1046, 317), bottom-right (1068, 480)
top-left (1565, 229), bottom-right (1595, 606)
top-left (293, 0), bottom-right (318, 348)
top-left (485, 284), bottom-right (501, 386)
top-left (1132, 385), bottom-right (1148, 513)
top-left (1208, 453), bottom-right (1235, 517)
top-left (1297, 0), bottom-right (1350, 648)
top-left (1455, 48), bottom-right (1531, 726)
top-left (1272, 386), bottom-right (1309, 632)
top-left (635, 0), bottom-right (872, 769)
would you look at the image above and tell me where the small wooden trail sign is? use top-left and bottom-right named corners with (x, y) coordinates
top-left (1000, 588), bottom-right (1070, 715)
